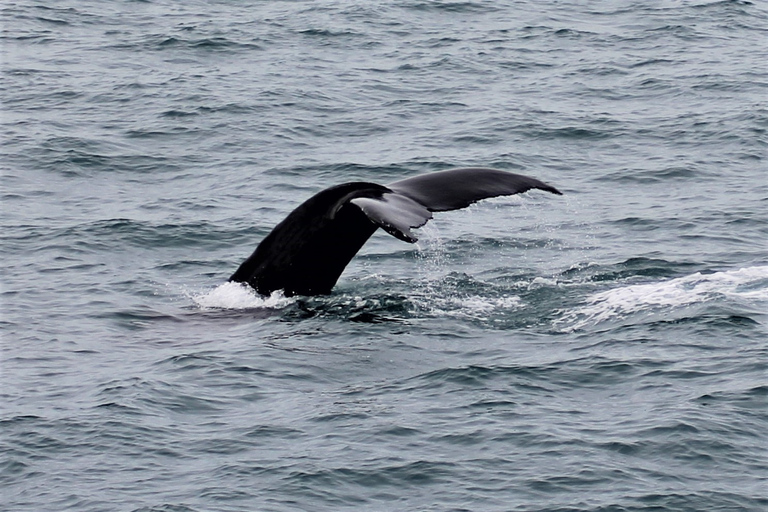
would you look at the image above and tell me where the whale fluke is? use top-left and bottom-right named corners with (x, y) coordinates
top-left (389, 167), bottom-right (562, 212)
top-left (229, 167), bottom-right (562, 296)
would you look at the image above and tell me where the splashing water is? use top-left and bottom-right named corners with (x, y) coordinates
top-left (192, 281), bottom-right (294, 310)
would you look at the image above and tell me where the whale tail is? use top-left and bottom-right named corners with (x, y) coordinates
top-left (230, 168), bottom-right (562, 296)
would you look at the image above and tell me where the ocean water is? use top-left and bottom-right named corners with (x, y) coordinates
top-left (2, 1), bottom-right (767, 511)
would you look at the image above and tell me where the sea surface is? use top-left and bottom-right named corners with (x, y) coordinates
top-left (2, 1), bottom-right (767, 511)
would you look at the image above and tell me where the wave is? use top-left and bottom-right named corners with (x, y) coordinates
top-left (563, 265), bottom-right (768, 330)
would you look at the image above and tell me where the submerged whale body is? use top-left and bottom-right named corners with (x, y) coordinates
top-left (230, 167), bottom-right (562, 296)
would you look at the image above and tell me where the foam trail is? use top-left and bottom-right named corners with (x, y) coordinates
top-left (565, 265), bottom-right (768, 330)
top-left (192, 282), bottom-right (293, 310)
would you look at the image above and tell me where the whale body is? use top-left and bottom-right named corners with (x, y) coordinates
top-left (229, 167), bottom-right (562, 296)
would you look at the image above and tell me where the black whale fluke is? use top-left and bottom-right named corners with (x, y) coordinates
top-left (229, 167), bottom-right (562, 297)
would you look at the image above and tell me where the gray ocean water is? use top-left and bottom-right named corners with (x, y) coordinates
top-left (2, 1), bottom-right (768, 511)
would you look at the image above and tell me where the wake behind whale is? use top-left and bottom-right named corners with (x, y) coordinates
top-left (230, 167), bottom-right (562, 296)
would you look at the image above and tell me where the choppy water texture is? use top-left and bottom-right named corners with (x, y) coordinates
top-left (2, 1), bottom-right (768, 511)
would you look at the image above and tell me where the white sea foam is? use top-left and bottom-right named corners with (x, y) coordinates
top-left (191, 282), bottom-right (293, 310)
top-left (417, 293), bottom-right (523, 320)
top-left (565, 265), bottom-right (768, 330)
